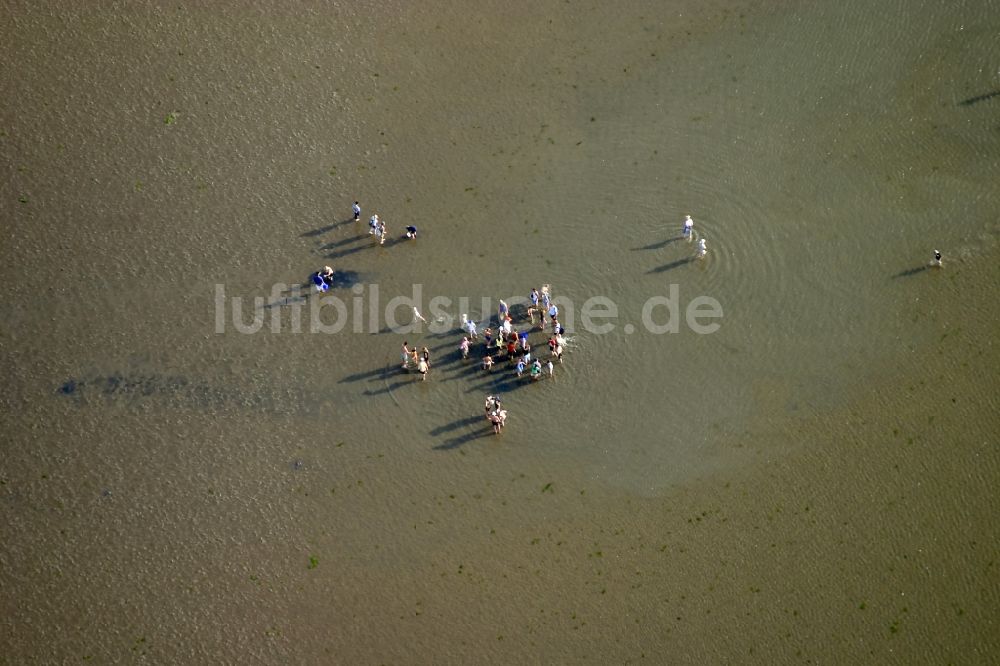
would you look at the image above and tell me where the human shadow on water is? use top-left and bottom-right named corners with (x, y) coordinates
top-left (363, 378), bottom-right (412, 398)
top-left (439, 361), bottom-right (482, 383)
top-left (958, 90), bottom-right (1000, 107)
top-left (375, 324), bottom-right (433, 336)
top-left (442, 364), bottom-right (495, 385)
top-left (319, 235), bottom-right (367, 251)
top-left (429, 415), bottom-right (484, 436)
top-left (300, 219), bottom-right (354, 237)
top-left (419, 326), bottom-right (465, 341)
top-left (324, 269), bottom-right (361, 289)
top-left (430, 348), bottom-right (464, 366)
top-left (647, 257), bottom-right (695, 274)
top-left (433, 427), bottom-right (493, 451)
top-left (426, 339), bottom-right (461, 353)
top-left (339, 365), bottom-right (393, 384)
top-left (464, 373), bottom-right (528, 395)
top-left (633, 236), bottom-right (685, 251)
top-left (378, 237), bottom-right (406, 250)
top-left (323, 244), bottom-right (374, 261)
top-left (323, 236), bottom-right (401, 258)
top-left (891, 265), bottom-right (930, 279)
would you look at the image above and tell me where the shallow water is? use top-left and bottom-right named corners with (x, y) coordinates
top-left (2, 0), bottom-right (999, 662)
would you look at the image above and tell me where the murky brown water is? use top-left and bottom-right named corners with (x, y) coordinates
top-left (3, 0), bottom-right (998, 662)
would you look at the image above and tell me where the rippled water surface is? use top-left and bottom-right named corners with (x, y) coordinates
top-left (2, 0), bottom-right (998, 662)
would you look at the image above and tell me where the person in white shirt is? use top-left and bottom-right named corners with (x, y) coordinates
top-left (683, 214), bottom-right (694, 239)
top-left (490, 409), bottom-right (506, 434)
top-left (352, 201), bottom-right (361, 222)
top-left (554, 333), bottom-right (565, 363)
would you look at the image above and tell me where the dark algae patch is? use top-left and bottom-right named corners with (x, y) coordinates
top-left (55, 373), bottom-right (311, 413)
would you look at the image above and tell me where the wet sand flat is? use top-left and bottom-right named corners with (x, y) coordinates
top-left (2, 0), bottom-right (999, 663)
